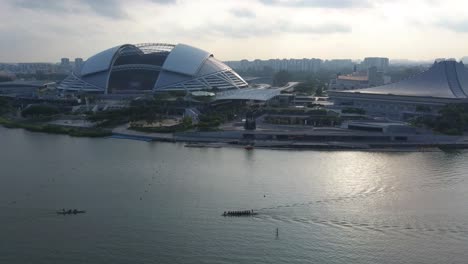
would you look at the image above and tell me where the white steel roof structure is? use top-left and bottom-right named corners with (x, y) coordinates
top-left (337, 60), bottom-right (468, 99)
top-left (58, 43), bottom-right (248, 94)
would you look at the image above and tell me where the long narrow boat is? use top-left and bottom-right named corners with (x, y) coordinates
top-left (185, 143), bottom-right (206, 148)
top-left (56, 210), bottom-right (86, 215)
top-left (244, 145), bottom-right (254, 150)
top-left (222, 210), bottom-right (257, 216)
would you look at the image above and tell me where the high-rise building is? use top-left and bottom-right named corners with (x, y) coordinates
top-left (61, 58), bottom-right (70, 67)
top-left (17, 63), bottom-right (57, 74)
top-left (322, 59), bottom-right (354, 71)
top-left (60, 58), bottom-right (71, 73)
top-left (74, 58), bottom-right (84, 72)
top-left (224, 58), bottom-right (323, 73)
top-left (362, 57), bottom-right (389, 72)
top-left (0, 63), bottom-right (58, 74)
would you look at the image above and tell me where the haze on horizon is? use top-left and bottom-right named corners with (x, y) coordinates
top-left (0, 0), bottom-right (467, 63)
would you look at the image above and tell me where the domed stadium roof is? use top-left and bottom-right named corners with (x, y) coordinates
top-left (58, 43), bottom-right (248, 94)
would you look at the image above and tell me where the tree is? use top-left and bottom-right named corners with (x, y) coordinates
top-left (182, 116), bottom-right (192, 127)
top-left (415, 105), bottom-right (431, 112)
top-left (273, 70), bottom-right (291, 87)
top-left (0, 97), bottom-right (12, 114)
top-left (434, 104), bottom-right (468, 135)
top-left (413, 104), bottom-right (468, 135)
top-left (21, 105), bottom-right (60, 117)
top-left (342, 107), bottom-right (366, 115)
top-left (315, 87), bottom-right (323, 96)
top-left (294, 82), bottom-right (316, 95)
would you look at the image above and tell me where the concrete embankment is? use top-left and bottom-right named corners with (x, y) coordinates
top-left (110, 126), bottom-right (468, 151)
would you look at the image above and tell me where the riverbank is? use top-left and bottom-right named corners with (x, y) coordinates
top-left (2, 118), bottom-right (468, 151)
top-left (0, 117), bottom-right (111, 137)
top-left (112, 125), bottom-right (468, 151)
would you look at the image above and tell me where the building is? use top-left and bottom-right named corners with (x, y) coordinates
top-left (329, 74), bottom-right (369, 91)
top-left (60, 58), bottom-right (70, 67)
top-left (59, 58), bottom-right (71, 73)
top-left (74, 58), bottom-right (84, 72)
top-left (58, 43), bottom-right (248, 94)
top-left (61, 58), bottom-right (70, 65)
top-left (0, 81), bottom-right (53, 98)
top-left (15, 63), bottom-right (57, 74)
top-left (361, 57), bottom-right (389, 72)
top-left (328, 60), bottom-right (468, 120)
top-left (225, 58), bottom-right (322, 73)
top-left (328, 66), bottom-right (391, 91)
top-left (0, 70), bottom-right (15, 81)
top-left (322, 59), bottom-right (354, 71)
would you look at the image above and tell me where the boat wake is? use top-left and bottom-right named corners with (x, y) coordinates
top-left (256, 185), bottom-right (397, 211)
top-left (253, 213), bottom-right (468, 241)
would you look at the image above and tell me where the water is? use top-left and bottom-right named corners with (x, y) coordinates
top-left (1, 126), bottom-right (468, 264)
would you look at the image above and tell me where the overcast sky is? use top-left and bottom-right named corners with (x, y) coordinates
top-left (0, 0), bottom-right (467, 62)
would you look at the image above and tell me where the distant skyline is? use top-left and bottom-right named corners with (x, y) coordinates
top-left (0, 0), bottom-right (467, 62)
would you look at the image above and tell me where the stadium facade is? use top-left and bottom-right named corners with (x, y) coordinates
top-left (58, 43), bottom-right (248, 94)
top-left (328, 60), bottom-right (468, 120)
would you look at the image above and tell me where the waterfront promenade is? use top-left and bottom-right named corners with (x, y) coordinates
top-left (111, 123), bottom-right (468, 150)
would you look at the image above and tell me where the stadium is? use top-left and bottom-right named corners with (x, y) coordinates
top-left (58, 43), bottom-right (248, 94)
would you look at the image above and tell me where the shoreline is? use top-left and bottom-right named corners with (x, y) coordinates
top-left (0, 118), bottom-right (111, 138)
top-left (111, 128), bottom-right (468, 151)
top-left (2, 121), bottom-right (467, 152)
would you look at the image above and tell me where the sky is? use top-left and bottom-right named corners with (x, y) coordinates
top-left (0, 0), bottom-right (467, 62)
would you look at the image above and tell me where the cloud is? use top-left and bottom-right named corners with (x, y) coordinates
top-left (437, 20), bottom-right (468, 33)
top-left (259, 0), bottom-right (372, 8)
top-left (9, 0), bottom-right (126, 19)
top-left (11, 0), bottom-right (72, 12)
top-left (230, 8), bottom-right (256, 18)
top-left (82, 0), bottom-right (129, 19)
top-left (8, 0), bottom-right (176, 19)
top-left (286, 23), bottom-right (351, 34)
top-left (149, 0), bottom-right (177, 3)
top-left (166, 20), bottom-right (351, 39)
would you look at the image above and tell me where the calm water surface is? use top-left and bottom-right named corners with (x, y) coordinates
top-left (1, 126), bottom-right (468, 264)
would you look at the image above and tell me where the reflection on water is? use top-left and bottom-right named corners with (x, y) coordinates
top-left (1, 127), bottom-right (468, 264)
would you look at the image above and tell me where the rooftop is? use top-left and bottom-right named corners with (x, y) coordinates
top-left (214, 82), bottom-right (299, 101)
top-left (0, 80), bottom-right (54, 88)
top-left (338, 60), bottom-right (468, 99)
top-left (337, 75), bottom-right (368, 81)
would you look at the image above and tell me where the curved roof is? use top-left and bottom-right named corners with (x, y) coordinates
top-left (80, 43), bottom-right (176, 77)
top-left (80, 45), bottom-right (127, 76)
top-left (343, 61), bottom-right (468, 99)
top-left (59, 43), bottom-right (248, 93)
top-left (161, 44), bottom-right (211, 76)
top-left (197, 57), bottom-right (231, 76)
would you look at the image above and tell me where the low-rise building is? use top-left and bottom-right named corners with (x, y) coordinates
top-left (329, 67), bottom-right (391, 91)
top-left (0, 81), bottom-right (54, 98)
